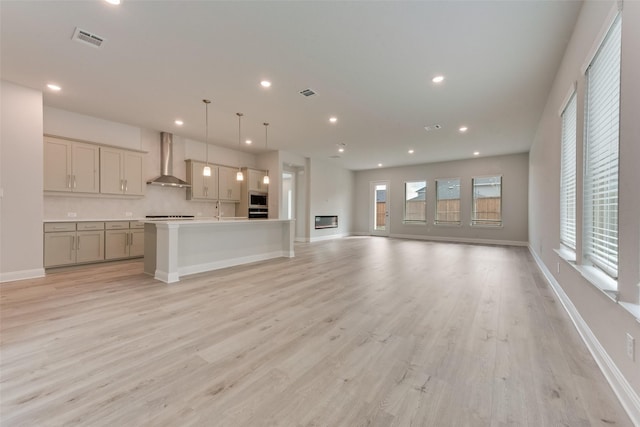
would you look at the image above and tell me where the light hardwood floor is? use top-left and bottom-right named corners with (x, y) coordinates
top-left (0, 237), bottom-right (632, 426)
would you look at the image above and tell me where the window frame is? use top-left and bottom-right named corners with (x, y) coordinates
top-left (434, 177), bottom-right (461, 226)
top-left (559, 90), bottom-right (577, 251)
top-left (403, 180), bottom-right (427, 224)
top-left (471, 175), bottom-right (503, 227)
top-left (582, 13), bottom-right (621, 280)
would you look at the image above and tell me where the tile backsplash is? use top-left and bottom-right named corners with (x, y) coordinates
top-left (43, 185), bottom-right (227, 220)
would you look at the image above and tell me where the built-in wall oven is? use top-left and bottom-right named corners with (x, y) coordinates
top-left (248, 192), bottom-right (268, 219)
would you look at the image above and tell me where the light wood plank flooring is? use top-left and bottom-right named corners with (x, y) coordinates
top-left (0, 237), bottom-right (632, 426)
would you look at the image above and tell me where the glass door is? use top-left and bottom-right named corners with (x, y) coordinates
top-left (371, 181), bottom-right (389, 236)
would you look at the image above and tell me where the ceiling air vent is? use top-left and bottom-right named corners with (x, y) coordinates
top-left (299, 88), bottom-right (317, 97)
top-left (72, 27), bottom-right (106, 48)
top-left (424, 124), bottom-right (442, 132)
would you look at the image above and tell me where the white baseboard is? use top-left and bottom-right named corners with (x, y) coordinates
top-left (390, 233), bottom-right (528, 247)
top-left (309, 233), bottom-right (349, 242)
top-left (178, 251), bottom-right (287, 279)
top-left (528, 246), bottom-right (640, 426)
top-left (0, 268), bottom-right (45, 283)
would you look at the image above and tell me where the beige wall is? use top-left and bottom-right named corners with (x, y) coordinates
top-left (0, 81), bottom-right (44, 281)
top-left (528, 0), bottom-right (640, 415)
top-left (353, 153), bottom-right (529, 245)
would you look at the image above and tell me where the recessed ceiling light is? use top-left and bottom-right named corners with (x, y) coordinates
top-left (378, 163), bottom-right (383, 167)
top-left (473, 151), bottom-right (480, 156)
top-left (245, 139), bottom-right (252, 145)
top-left (329, 117), bottom-right (338, 123)
top-left (47, 83), bottom-right (61, 91)
top-left (260, 80), bottom-right (271, 88)
top-left (432, 75), bottom-right (445, 83)
top-left (459, 126), bottom-right (468, 133)
top-left (338, 147), bottom-right (345, 153)
top-left (104, 0), bottom-right (121, 4)
top-left (174, 119), bottom-right (184, 126)
top-left (408, 149), bottom-right (414, 154)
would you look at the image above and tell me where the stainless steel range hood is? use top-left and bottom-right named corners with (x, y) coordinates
top-left (147, 132), bottom-right (191, 188)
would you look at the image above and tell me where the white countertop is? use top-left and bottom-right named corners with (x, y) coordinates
top-left (143, 218), bottom-right (292, 225)
top-left (44, 218), bottom-right (146, 223)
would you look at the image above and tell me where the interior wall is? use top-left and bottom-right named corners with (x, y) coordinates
top-left (0, 81), bottom-right (44, 282)
top-left (256, 151), bottom-right (279, 219)
top-left (528, 0), bottom-right (639, 412)
top-left (43, 107), bottom-right (257, 220)
top-left (353, 153), bottom-right (529, 245)
top-left (308, 158), bottom-right (354, 241)
top-left (279, 150), bottom-right (308, 240)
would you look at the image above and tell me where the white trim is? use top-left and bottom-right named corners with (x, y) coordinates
top-left (0, 268), bottom-right (46, 283)
top-left (370, 180), bottom-right (390, 237)
top-left (529, 246), bottom-right (640, 426)
top-left (389, 233), bottom-right (527, 247)
top-left (177, 251), bottom-right (287, 279)
top-left (153, 269), bottom-right (179, 284)
top-left (309, 233), bottom-right (349, 242)
top-left (618, 302), bottom-right (640, 321)
top-left (554, 247), bottom-right (577, 263)
top-left (433, 222), bottom-right (462, 227)
top-left (558, 81), bottom-right (578, 117)
top-left (294, 237), bottom-right (307, 243)
top-left (581, 2), bottom-right (622, 74)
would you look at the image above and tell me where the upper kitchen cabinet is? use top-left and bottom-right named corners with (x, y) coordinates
top-left (186, 160), bottom-right (218, 201)
top-left (44, 136), bottom-right (99, 193)
top-left (100, 147), bottom-right (145, 196)
top-left (246, 168), bottom-right (269, 193)
top-left (218, 165), bottom-right (241, 202)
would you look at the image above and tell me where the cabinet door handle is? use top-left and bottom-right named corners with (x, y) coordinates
top-left (129, 232), bottom-right (133, 246)
top-left (73, 175), bottom-right (77, 189)
top-left (124, 180), bottom-right (128, 192)
top-left (67, 174), bottom-right (71, 189)
top-left (77, 235), bottom-right (80, 250)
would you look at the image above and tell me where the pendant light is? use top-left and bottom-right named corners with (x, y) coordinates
top-left (202, 99), bottom-right (212, 177)
top-left (263, 122), bottom-right (270, 185)
top-left (236, 112), bottom-right (244, 181)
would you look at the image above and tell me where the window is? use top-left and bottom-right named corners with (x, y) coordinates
top-left (472, 176), bottom-right (502, 226)
top-left (583, 15), bottom-right (621, 279)
top-left (560, 92), bottom-right (577, 250)
top-left (435, 178), bottom-right (460, 224)
top-left (404, 181), bottom-right (426, 222)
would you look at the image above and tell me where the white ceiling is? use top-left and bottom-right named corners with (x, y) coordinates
top-left (1, 0), bottom-right (582, 170)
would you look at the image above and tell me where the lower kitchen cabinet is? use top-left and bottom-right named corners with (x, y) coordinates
top-left (44, 221), bottom-right (143, 268)
top-left (105, 221), bottom-right (144, 260)
top-left (44, 222), bottom-right (105, 267)
top-left (44, 231), bottom-right (76, 267)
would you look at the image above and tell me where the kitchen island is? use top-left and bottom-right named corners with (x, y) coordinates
top-left (144, 218), bottom-right (294, 283)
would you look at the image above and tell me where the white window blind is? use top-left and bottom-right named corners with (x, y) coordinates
top-left (583, 15), bottom-right (621, 278)
top-left (560, 92), bottom-right (577, 250)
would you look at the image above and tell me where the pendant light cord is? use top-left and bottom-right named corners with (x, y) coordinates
top-left (236, 113), bottom-right (244, 181)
